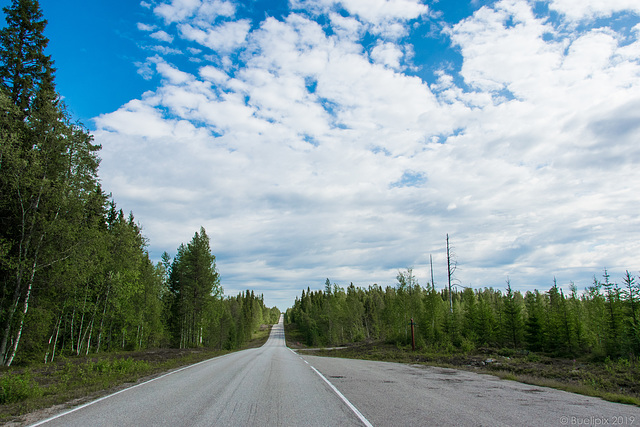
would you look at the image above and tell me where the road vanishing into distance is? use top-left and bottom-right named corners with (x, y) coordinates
top-left (33, 315), bottom-right (640, 426)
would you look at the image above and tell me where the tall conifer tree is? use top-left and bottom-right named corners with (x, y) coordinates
top-left (0, 0), bottom-right (100, 365)
top-left (0, 0), bottom-right (53, 117)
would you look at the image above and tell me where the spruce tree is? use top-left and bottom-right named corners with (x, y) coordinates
top-left (622, 271), bottom-right (640, 356)
top-left (0, 0), bottom-right (54, 117)
top-left (524, 290), bottom-right (544, 351)
top-left (602, 269), bottom-right (623, 356)
top-left (167, 228), bottom-right (221, 348)
top-left (502, 280), bottom-right (524, 348)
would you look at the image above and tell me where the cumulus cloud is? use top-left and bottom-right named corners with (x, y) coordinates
top-left (370, 41), bottom-right (404, 69)
top-left (95, 0), bottom-right (640, 308)
top-left (548, 0), bottom-right (640, 22)
top-left (339, 0), bottom-right (429, 23)
top-left (292, 0), bottom-right (428, 22)
top-left (291, 0), bottom-right (428, 38)
top-left (150, 30), bottom-right (174, 43)
top-left (154, 0), bottom-right (236, 24)
top-left (137, 22), bottom-right (156, 32)
top-left (199, 65), bottom-right (229, 84)
top-left (178, 20), bottom-right (251, 52)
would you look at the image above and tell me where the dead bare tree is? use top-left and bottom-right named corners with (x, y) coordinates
top-left (446, 234), bottom-right (457, 313)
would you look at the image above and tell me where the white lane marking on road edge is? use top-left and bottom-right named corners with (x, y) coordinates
top-left (289, 349), bottom-right (373, 427)
top-left (309, 365), bottom-right (374, 427)
top-left (29, 352), bottom-right (236, 426)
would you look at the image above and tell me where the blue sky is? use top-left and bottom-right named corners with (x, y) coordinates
top-left (4, 0), bottom-right (640, 310)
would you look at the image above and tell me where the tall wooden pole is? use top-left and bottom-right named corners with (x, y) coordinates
top-left (447, 234), bottom-right (452, 313)
top-left (430, 254), bottom-right (435, 292)
top-left (410, 318), bottom-right (415, 351)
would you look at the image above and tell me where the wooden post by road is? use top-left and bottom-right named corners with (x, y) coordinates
top-left (410, 318), bottom-right (415, 351)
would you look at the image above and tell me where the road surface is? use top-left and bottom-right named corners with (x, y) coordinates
top-left (33, 315), bottom-right (640, 426)
top-left (33, 315), bottom-right (363, 427)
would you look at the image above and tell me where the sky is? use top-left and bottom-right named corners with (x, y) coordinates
top-left (4, 0), bottom-right (640, 310)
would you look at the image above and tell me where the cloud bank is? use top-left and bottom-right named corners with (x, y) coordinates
top-left (94, 0), bottom-right (640, 309)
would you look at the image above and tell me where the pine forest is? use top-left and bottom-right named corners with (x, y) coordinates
top-left (287, 269), bottom-right (640, 360)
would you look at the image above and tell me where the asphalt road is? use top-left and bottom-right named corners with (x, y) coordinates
top-left (33, 315), bottom-right (364, 427)
top-left (303, 355), bottom-right (640, 426)
top-left (33, 316), bottom-right (640, 426)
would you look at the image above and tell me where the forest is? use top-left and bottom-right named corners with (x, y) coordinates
top-left (286, 269), bottom-right (640, 360)
top-left (0, 0), bottom-right (278, 367)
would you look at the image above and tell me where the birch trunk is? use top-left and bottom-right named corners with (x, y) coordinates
top-left (95, 284), bottom-right (110, 353)
top-left (0, 180), bottom-right (46, 365)
top-left (4, 229), bottom-right (44, 366)
top-left (69, 305), bottom-right (75, 353)
top-left (50, 313), bottom-right (62, 363)
top-left (85, 318), bottom-right (94, 356)
top-left (76, 286), bottom-right (88, 355)
top-left (83, 294), bottom-right (99, 356)
top-left (6, 274), bottom-right (33, 366)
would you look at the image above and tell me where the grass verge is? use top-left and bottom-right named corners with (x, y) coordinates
top-left (0, 325), bottom-right (273, 425)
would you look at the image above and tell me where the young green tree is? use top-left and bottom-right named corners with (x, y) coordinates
top-left (583, 277), bottom-right (607, 357)
top-left (502, 280), bottom-right (524, 348)
top-left (602, 269), bottom-right (623, 356)
top-left (621, 271), bottom-right (639, 356)
top-left (524, 290), bottom-right (544, 352)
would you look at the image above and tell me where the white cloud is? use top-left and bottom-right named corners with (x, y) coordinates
top-left (432, 0), bottom-right (640, 282)
top-left (95, 97), bottom-right (177, 138)
top-left (154, 0), bottom-right (236, 24)
top-left (196, 0), bottom-right (236, 21)
top-left (292, 0), bottom-right (428, 23)
top-left (199, 65), bottom-right (229, 84)
top-left (178, 20), bottom-right (251, 52)
top-left (95, 0), bottom-right (640, 309)
top-left (339, 0), bottom-right (428, 24)
top-left (329, 12), bottom-right (363, 40)
top-left (448, 0), bottom-right (563, 95)
top-left (153, 57), bottom-right (195, 84)
top-left (149, 45), bottom-right (183, 55)
top-left (150, 30), bottom-right (174, 43)
top-left (134, 60), bottom-right (154, 80)
top-left (292, 0), bottom-right (428, 38)
top-left (154, 0), bottom-right (200, 23)
top-left (548, 0), bottom-right (640, 22)
top-left (137, 22), bottom-right (156, 32)
top-left (370, 41), bottom-right (404, 69)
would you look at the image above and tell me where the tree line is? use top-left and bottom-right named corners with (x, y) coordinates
top-left (0, 0), bottom-right (278, 366)
top-left (286, 269), bottom-right (640, 359)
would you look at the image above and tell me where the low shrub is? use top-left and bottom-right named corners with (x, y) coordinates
top-left (0, 371), bottom-right (43, 404)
